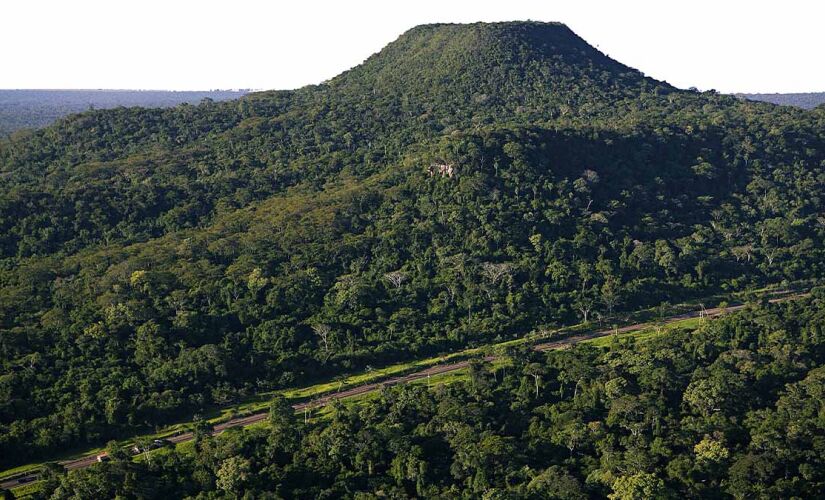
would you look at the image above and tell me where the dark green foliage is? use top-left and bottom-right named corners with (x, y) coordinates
top-left (35, 294), bottom-right (825, 498)
top-left (1, 21), bottom-right (824, 472)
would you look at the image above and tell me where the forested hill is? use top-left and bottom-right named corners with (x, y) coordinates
top-left (0, 89), bottom-right (249, 137)
top-left (1, 21), bottom-right (825, 471)
top-left (324, 21), bottom-right (671, 122)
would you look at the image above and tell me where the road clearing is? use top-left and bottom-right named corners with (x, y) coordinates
top-left (0, 291), bottom-right (803, 490)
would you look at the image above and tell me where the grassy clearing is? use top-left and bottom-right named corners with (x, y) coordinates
top-left (10, 481), bottom-right (41, 497)
top-left (583, 316), bottom-right (704, 347)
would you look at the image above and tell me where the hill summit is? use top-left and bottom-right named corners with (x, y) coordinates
top-left (324, 21), bottom-right (672, 122)
top-left (340, 21), bottom-right (648, 85)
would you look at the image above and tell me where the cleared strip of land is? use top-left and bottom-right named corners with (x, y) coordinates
top-left (0, 290), bottom-right (803, 490)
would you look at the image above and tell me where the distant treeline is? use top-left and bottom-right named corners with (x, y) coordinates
top-left (737, 92), bottom-right (825, 109)
top-left (0, 89), bottom-right (250, 136)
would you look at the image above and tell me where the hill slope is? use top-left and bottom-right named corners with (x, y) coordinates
top-left (0, 21), bottom-right (824, 467)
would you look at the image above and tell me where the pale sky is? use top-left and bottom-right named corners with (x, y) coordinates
top-left (1, 0), bottom-right (823, 93)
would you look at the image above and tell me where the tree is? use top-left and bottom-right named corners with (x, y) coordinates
top-left (105, 440), bottom-right (129, 463)
top-left (269, 395), bottom-right (296, 432)
top-left (601, 276), bottom-right (622, 316)
top-left (682, 370), bottom-right (745, 417)
top-left (191, 416), bottom-right (214, 448)
top-left (390, 446), bottom-right (429, 495)
top-left (694, 435), bottom-right (729, 465)
top-left (481, 262), bottom-right (512, 288)
top-left (247, 267), bottom-right (268, 293)
top-left (524, 363), bottom-right (545, 398)
top-left (383, 270), bottom-right (407, 289)
top-left (467, 359), bottom-right (493, 397)
top-left (312, 323), bottom-right (333, 354)
top-left (726, 454), bottom-right (776, 499)
top-left (574, 292), bottom-right (594, 323)
top-left (527, 466), bottom-right (587, 499)
top-left (38, 462), bottom-right (66, 494)
top-left (216, 456), bottom-right (251, 495)
top-left (552, 419), bottom-right (588, 457)
top-left (653, 301), bottom-right (670, 334)
top-left (268, 395), bottom-right (299, 453)
top-left (609, 472), bottom-right (667, 500)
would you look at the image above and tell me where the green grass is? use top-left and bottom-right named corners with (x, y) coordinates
top-left (10, 480), bottom-right (42, 497)
top-left (583, 316), bottom-right (704, 347)
top-left (0, 463), bottom-right (45, 482)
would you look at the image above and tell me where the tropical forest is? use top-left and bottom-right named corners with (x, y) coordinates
top-left (1, 21), bottom-right (824, 499)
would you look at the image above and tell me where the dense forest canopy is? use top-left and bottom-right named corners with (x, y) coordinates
top-left (1, 21), bottom-right (825, 496)
top-left (32, 293), bottom-right (825, 498)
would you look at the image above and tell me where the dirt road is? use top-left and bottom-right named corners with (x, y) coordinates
top-left (0, 293), bottom-right (797, 490)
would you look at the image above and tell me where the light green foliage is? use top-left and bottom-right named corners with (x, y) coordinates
top-left (694, 436), bottom-right (729, 464)
top-left (609, 472), bottom-right (667, 500)
top-left (216, 456), bottom-right (251, 494)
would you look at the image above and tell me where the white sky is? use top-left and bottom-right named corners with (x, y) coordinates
top-left (1, 0), bottom-right (823, 93)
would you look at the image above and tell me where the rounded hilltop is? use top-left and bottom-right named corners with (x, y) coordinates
top-left (322, 20), bottom-right (672, 125)
top-left (333, 20), bottom-right (660, 87)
